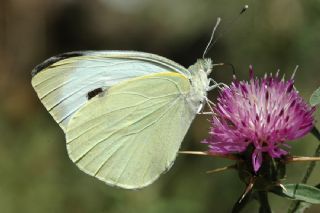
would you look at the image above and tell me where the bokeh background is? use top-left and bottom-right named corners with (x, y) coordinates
top-left (1, 0), bottom-right (320, 212)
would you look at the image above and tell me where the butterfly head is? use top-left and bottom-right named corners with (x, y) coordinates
top-left (189, 58), bottom-right (212, 87)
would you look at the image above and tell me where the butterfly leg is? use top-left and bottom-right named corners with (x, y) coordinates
top-left (205, 97), bottom-right (215, 110)
top-left (198, 97), bottom-right (216, 115)
top-left (200, 78), bottom-right (226, 115)
top-left (200, 112), bottom-right (215, 115)
top-left (197, 103), bottom-right (204, 114)
top-left (207, 78), bottom-right (228, 91)
top-left (197, 102), bottom-right (214, 115)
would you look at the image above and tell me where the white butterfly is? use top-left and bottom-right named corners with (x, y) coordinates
top-left (31, 19), bottom-right (223, 189)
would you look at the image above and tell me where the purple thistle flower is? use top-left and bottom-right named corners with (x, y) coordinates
top-left (204, 66), bottom-right (315, 172)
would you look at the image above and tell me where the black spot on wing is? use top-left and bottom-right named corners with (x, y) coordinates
top-left (31, 51), bottom-right (88, 77)
top-left (87, 88), bottom-right (104, 100)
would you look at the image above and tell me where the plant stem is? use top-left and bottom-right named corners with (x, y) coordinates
top-left (232, 185), bottom-right (253, 213)
top-left (311, 126), bottom-right (320, 141)
top-left (206, 164), bottom-right (237, 174)
top-left (178, 150), bottom-right (239, 161)
top-left (286, 156), bottom-right (320, 163)
top-left (258, 191), bottom-right (272, 213)
top-left (288, 127), bottom-right (320, 213)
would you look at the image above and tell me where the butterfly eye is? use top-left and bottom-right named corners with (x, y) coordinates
top-left (87, 88), bottom-right (104, 100)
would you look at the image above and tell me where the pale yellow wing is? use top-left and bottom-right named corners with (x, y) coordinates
top-left (66, 72), bottom-right (196, 189)
top-left (31, 51), bottom-right (190, 131)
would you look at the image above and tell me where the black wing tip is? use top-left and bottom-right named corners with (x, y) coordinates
top-left (31, 51), bottom-right (88, 77)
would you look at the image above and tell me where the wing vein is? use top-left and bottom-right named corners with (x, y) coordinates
top-left (74, 98), bottom-right (172, 162)
top-left (67, 93), bottom-right (180, 140)
top-left (67, 97), bottom-right (171, 144)
top-left (92, 95), bottom-right (181, 177)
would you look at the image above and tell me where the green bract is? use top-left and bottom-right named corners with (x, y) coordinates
top-left (272, 184), bottom-right (320, 204)
top-left (310, 87), bottom-right (320, 106)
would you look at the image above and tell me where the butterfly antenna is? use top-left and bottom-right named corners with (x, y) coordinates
top-left (224, 62), bottom-right (236, 77)
top-left (202, 17), bottom-right (221, 59)
top-left (240, 4), bottom-right (249, 14)
top-left (202, 5), bottom-right (249, 59)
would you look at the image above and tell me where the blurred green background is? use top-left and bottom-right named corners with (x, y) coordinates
top-left (1, 0), bottom-right (320, 212)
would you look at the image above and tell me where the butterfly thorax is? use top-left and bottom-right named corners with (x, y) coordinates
top-left (187, 59), bottom-right (212, 112)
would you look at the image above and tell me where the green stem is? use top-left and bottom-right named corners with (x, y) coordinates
top-left (232, 185), bottom-right (253, 213)
top-left (288, 127), bottom-right (320, 213)
top-left (258, 191), bottom-right (272, 213)
top-left (311, 127), bottom-right (320, 141)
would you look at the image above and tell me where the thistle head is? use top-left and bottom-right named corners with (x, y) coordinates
top-left (204, 66), bottom-right (315, 174)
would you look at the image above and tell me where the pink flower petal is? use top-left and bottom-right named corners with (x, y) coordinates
top-left (204, 67), bottom-right (314, 172)
top-left (252, 149), bottom-right (263, 172)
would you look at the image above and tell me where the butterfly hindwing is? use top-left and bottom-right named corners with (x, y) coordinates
top-left (66, 72), bottom-right (195, 189)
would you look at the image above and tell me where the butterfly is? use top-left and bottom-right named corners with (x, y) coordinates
top-left (31, 50), bottom-right (220, 189)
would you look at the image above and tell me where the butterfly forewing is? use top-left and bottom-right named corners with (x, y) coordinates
top-left (31, 51), bottom-right (190, 131)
